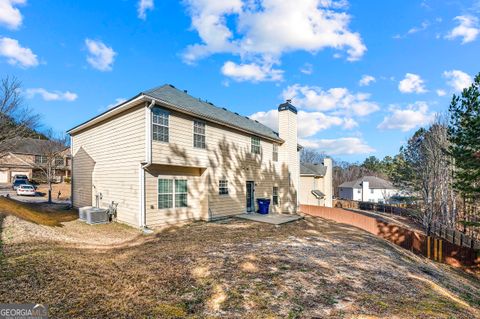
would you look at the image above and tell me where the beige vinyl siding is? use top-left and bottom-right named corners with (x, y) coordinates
top-left (145, 165), bottom-right (207, 226)
top-left (71, 105), bottom-right (145, 226)
top-left (150, 107), bottom-right (292, 219)
top-left (71, 147), bottom-right (95, 208)
top-left (299, 175), bottom-right (325, 206)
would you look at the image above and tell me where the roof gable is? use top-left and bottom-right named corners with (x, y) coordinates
top-left (300, 162), bottom-right (327, 177)
top-left (339, 176), bottom-right (395, 189)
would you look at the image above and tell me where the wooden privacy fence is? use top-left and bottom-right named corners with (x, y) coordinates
top-left (430, 221), bottom-right (480, 250)
top-left (300, 204), bottom-right (479, 268)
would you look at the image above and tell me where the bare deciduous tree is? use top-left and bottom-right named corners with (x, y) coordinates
top-left (0, 76), bottom-right (40, 154)
top-left (300, 148), bottom-right (325, 164)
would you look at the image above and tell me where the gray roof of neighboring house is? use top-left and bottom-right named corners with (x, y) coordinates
top-left (300, 162), bottom-right (327, 177)
top-left (3, 137), bottom-right (68, 155)
top-left (339, 176), bottom-right (395, 189)
top-left (143, 84), bottom-right (281, 141)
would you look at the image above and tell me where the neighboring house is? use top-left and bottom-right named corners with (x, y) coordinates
top-left (299, 158), bottom-right (333, 207)
top-left (68, 84), bottom-right (300, 228)
top-left (338, 176), bottom-right (398, 203)
top-left (0, 138), bottom-right (71, 183)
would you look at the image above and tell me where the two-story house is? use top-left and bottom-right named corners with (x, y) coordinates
top-left (68, 84), bottom-right (300, 228)
top-left (0, 138), bottom-right (71, 183)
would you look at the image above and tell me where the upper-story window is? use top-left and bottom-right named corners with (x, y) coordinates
top-left (251, 136), bottom-right (261, 154)
top-left (152, 107), bottom-right (169, 142)
top-left (54, 156), bottom-right (64, 166)
top-left (35, 155), bottom-right (48, 165)
top-left (272, 144), bottom-right (278, 162)
top-left (193, 120), bottom-right (206, 149)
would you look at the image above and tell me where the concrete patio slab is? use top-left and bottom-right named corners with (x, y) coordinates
top-left (236, 213), bottom-right (303, 225)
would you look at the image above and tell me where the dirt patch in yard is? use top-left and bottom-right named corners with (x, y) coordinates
top-left (1, 214), bottom-right (480, 318)
top-left (0, 196), bottom-right (76, 226)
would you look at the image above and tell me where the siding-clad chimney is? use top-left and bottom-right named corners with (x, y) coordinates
top-left (323, 157), bottom-right (333, 207)
top-left (278, 100), bottom-right (299, 213)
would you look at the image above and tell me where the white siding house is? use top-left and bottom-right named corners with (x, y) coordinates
top-left (299, 158), bottom-right (333, 207)
top-left (338, 176), bottom-right (398, 203)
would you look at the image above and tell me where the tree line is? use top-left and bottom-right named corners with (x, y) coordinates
top-left (301, 72), bottom-right (480, 237)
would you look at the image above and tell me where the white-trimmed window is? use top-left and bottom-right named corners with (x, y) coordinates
top-left (272, 144), bottom-right (278, 162)
top-left (35, 155), bottom-right (48, 165)
top-left (158, 179), bottom-right (188, 209)
top-left (273, 187), bottom-right (279, 205)
top-left (175, 180), bottom-right (188, 208)
top-left (251, 136), bottom-right (261, 154)
top-left (152, 107), bottom-right (169, 142)
top-left (158, 179), bottom-right (173, 209)
top-left (219, 180), bottom-right (228, 195)
top-left (193, 120), bottom-right (206, 149)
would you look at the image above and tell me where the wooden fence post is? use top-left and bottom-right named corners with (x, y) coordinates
top-left (434, 238), bottom-right (438, 261)
top-left (427, 236), bottom-right (431, 259)
top-left (439, 239), bottom-right (443, 262)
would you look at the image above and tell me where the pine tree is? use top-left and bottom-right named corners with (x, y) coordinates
top-left (448, 72), bottom-right (480, 224)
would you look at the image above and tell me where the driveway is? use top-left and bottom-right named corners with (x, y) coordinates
top-left (0, 183), bottom-right (70, 204)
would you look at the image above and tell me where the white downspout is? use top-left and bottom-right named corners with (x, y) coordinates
top-left (140, 99), bottom-right (155, 229)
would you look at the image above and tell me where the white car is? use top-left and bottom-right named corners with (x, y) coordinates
top-left (16, 184), bottom-right (36, 196)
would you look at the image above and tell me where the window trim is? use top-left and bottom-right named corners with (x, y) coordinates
top-left (175, 179), bottom-right (188, 208)
top-left (272, 144), bottom-right (278, 162)
top-left (251, 136), bottom-right (261, 154)
top-left (152, 107), bottom-right (169, 143)
top-left (35, 155), bottom-right (48, 165)
top-left (157, 177), bottom-right (189, 210)
top-left (193, 119), bottom-right (206, 149)
top-left (219, 180), bottom-right (229, 195)
top-left (157, 178), bottom-right (173, 210)
top-left (272, 186), bottom-right (279, 206)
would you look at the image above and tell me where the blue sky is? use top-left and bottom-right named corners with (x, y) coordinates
top-left (1, 0), bottom-right (479, 162)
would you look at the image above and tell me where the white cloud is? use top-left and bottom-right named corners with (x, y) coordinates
top-left (358, 74), bottom-right (375, 86)
top-left (445, 15), bottom-right (479, 44)
top-left (300, 63), bottom-right (313, 75)
top-left (299, 137), bottom-right (375, 155)
top-left (221, 61), bottom-right (283, 82)
top-left (250, 109), bottom-right (356, 138)
top-left (398, 73), bottom-right (427, 94)
top-left (436, 89), bottom-right (446, 97)
top-left (183, 0), bottom-right (366, 73)
top-left (106, 97), bottom-right (127, 109)
top-left (138, 0), bottom-right (154, 20)
top-left (443, 70), bottom-right (472, 92)
top-left (281, 84), bottom-right (379, 116)
top-left (0, 37), bottom-right (38, 67)
top-left (378, 102), bottom-right (435, 132)
top-left (0, 0), bottom-right (25, 29)
top-left (26, 88), bottom-right (78, 102)
top-left (85, 39), bottom-right (116, 71)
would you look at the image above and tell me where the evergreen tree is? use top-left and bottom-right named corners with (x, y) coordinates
top-left (448, 73), bottom-right (480, 205)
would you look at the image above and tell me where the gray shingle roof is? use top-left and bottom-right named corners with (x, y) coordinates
top-left (3, 137), bottom-right (68, 155)
top-left (143, 84), bottom-right (281, 141)
top-left (339, 176), bottom-right (395, 189)
top-left (300, 163), bottom-right (327, 176)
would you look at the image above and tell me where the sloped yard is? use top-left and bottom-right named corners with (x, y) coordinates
top-left (0, 202), bottom-right (479, 318)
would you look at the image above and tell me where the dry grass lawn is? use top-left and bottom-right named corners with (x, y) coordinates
top-left (1, 200), bottom-right (480, 318)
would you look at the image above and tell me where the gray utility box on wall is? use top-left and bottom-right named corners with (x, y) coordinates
top-left (86, 208), bottom-right (109, 225)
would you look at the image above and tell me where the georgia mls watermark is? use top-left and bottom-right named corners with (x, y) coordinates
top-left (0, 304), bottom-right (48, 319)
